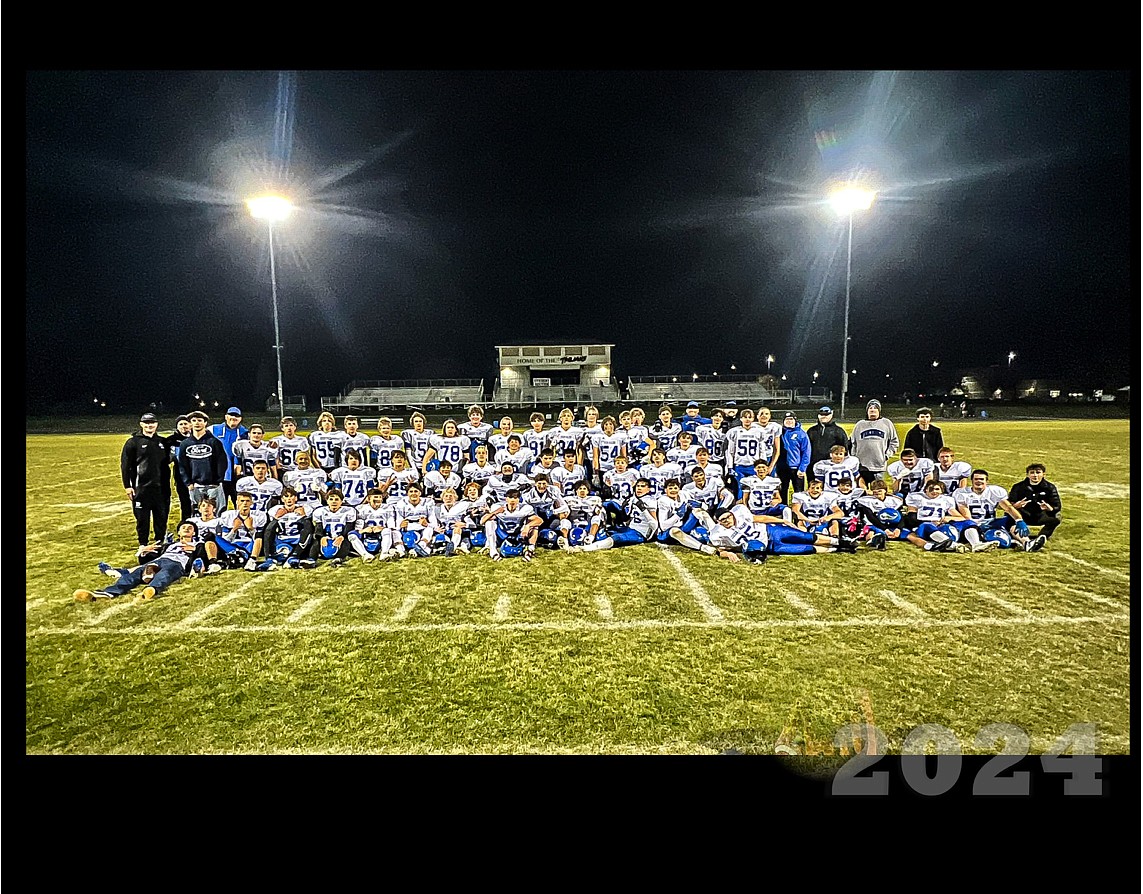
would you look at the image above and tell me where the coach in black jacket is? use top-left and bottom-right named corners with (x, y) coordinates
top-left (1008, 462), bottom-right (1062, 539)
top-left (121, 412), bottom-right (172, 553)
top-left (177, 410), bottom-right (230, 515)
top-left (807, 406), bottom-right (849, 480)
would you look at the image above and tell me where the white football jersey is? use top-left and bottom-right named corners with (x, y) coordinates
top-left (681, 477), bottom-right (729, 511)
top-left (856, 493), bottom-right (904, 515)
top-left (438, 498), bottom-right (483, 530)
top-left (340, 432), bottom-right (372, 465)
top-left (392, 498), bottom-right (437, 532)
top-left (666, 445), bottom-right (699, 478)
top-left (494, 446), bottom-right (536, 475)
top-left (308, 430), bottom-right (345, 472)
top-left (311, 504), bottom-right (358, 539)
top-left (422, 470), bottom-right (463, 499)
top-left (710, 504), bottom-right (769, 550)
top-left (692, 461), bottom-right (726, 488)
top-left (235, 475), bottom-right (284, 513)
top-left (329, 466), bottom-right (378, 506)
top-left (739, 474), bottom-right (782, 514)
top-left (622, 494), bottom-right (658, 537)
top-left (889, 458), bottom-right (937, 495)
top-left (482, 473), bottom-right (533, 505)
top-left (282, 468), bottom-right (328, 508)
top-left (954, 485), bottom-right (1009, 521)
top-left (621, 424), bottom-right (652, 462)
top-left (523, 486), bottom-right (568, 520)
top-left (726, 426), bottom-right (767, 468)
top-left (272, 435), bottom-right (311, 473)
top-left (354, 503), bottom-right (391, 535)
top-left (267, 504), bottom-right (312, 539)
top-left (594, 432), bottom-right (628, 472)
top-left (379, 468), bottom-right (421, 504)
top-left (369, 434), bottom-right (406, 470)
top-left (756, 421), bottom-right (782, 462)
top-left (546, 426), bottom-right (584, 458)
top-left (458, 420), bottom-right (494, 446)
top-left (461, 460), bottom-right (499, 486)
top-left (487, 431), bottom-right (515, 455)
top-left (650, 421), bottom-right (683, 453)
top-left (549, 464), bottom-right (588, 497)
top-left (603, 468), bottom-right (640, 502)
top-left (831, 489), bottom-right (866, 517)
top-left (813, 457), bottom-right (862, 493)
top-left (792, 490), bottom-right (834, 522)
top-left (428, 434), bottom-right (471, 468)
top-left (219, 508), bottom-right (269, 541)
top-left (401, 428), bottom-right (435, 467)
top-left (232, 440), bottom-right (278, 478)
top-left (905, 492), bottom-right (960, 525)
top-left (694, 424), bottom-right (728, 463)
top-left (655, 493), bottom-right (689, 531)
top-left (522, 428), bottom-right (550, 457)
top-left (640, 461), bottom-right (683, 497)
top-left (490, 502), bottom-right (538, 538)
top-left (565, 494), bottom-right (603, 528)
top-left (937, 461), bottom-right (973, 495)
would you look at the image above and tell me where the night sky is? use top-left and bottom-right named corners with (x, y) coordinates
top-left (25, 70), bottom-right (1133, 414)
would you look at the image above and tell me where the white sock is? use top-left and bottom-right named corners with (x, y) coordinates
top-left (581, 537), bottom-right (614, 552)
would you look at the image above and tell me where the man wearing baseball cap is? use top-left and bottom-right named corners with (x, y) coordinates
top-left (777, 411), bottom-right (812, 504)
top-left (680, 400), bottom-right (711, 434)
top-left (807, 406), bottom-right (849, 482)
top-left (211, 407), bottom-right (249, 510)
top-left (849, 399), bottom-right (899, 484)
top-left (121, 412), bottom-right (173, 557)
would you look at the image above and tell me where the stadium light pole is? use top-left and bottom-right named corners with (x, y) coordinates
top-left (829, 185), bottom-right (876, 422)
top-left (246, 194), bottom-right (295, 415)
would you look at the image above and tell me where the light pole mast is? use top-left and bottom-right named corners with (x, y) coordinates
top-left (268, 220), bottom-right (285, 415)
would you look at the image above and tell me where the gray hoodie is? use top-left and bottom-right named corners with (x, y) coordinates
top-left (849, 418), bottom-right (899, 472)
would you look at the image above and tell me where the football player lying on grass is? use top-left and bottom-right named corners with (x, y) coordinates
top-left (707, 504), bottom-right (860, 564)
top-left (75, 520), bottom-right (206, 603)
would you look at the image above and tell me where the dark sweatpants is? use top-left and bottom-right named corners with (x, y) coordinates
top-left (776, 465), bottom-right (805, 506)
top-left (133, 487), bottom-right (170, 546)
top-left (1021, 508), bottom-right (1062, 539)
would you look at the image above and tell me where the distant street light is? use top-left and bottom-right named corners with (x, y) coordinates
top-left (1008, 351), bottom-right (1017, 367)
top-left (247, 193), bottom-right (295, 415)
top-left (730, 364), bottom-right (736, 371)
top-left (932, 360), bottom-right (940, 367)
top-left (766, 355), bottom-right (775, 370)
top-left (813, 370), bottom-right (820, 382)
top-left (829, 184), bottom-right (876, 422)
top-left (781, 374), bottom-right (787, 381)
top-left (692, 373), bottom-right (698, 381)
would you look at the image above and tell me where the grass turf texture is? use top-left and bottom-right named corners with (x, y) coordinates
top-left (26, 420), bottom-right (1130, 754)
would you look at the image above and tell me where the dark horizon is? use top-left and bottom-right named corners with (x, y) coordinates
top-left (26, 70), bottom-right (1134, 415)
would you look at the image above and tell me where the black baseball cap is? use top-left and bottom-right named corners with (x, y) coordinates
top-left (175, 414), bottom-right (190, 425)
top-left (784, 411), bottom-right (797, 420)
top-left (818, 406), bottom-right (832, 415)
top-left (139, 412), bottom-right (158, 423)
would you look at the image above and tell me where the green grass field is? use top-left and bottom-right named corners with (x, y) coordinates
top-left (26, 420), bottom-right (1131, 755)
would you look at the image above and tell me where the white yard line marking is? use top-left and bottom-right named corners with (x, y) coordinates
top-left (175, 575), bottom-right (269, 627)
top-left (1054, 551), bottom-right (1130, 582)
top-left (392, 594), bottom-right (422, 622)
top-left (594, 593), bottom-right (614, 620)
top-left (26, 507), bottom-right (133, 540)
top-left (84, 597), bottom-right (140, 625)
top-left (1055, 584), bottom-right (1128, 612)
top-left (493, 593), bottom-right (512, 621)
top-left (657, 545), bottom-right (724, 623)
top-left (782, 590), bottom-right (818, 617)
top-left (287, 598), bottom-right (326, 624)
top-left (879, 589), bottom-right (928, 617)
top-left (978, 591), bottom-right (1033, 618)
top-left (26, 598), bottom-right (46, 612)
top-left (28, 612), bottom-right (1129, 639)
top-left (26, 472), bottom-right (120, 492)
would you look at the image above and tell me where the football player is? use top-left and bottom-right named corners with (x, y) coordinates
top-left (232, 423), bottom-right (278, 481)
top-left (566, 478), bottom-right (658, 553)
top-left (282, 450), bottom-right (328, 511)
top-left (260, 485), bottom-right (314, 569)
top-left (271, 416), bottom-right (310, 476)
top-left (458, 405), bottom-right (494, 462)
top-left (813, 443), bottom-right (864, 495)
top-left (481, 488), bottom-right (542, 562)
top-left (935, 447), bottom-right (973, 496)
top-left (308, 487), bottom-right (358, 566)
top-left (235, 459), bottom-right (284, 514)
top-left (888, 448), bottom-right (937, 499)
top-left (369, 416), bottom-right (406, 473)
top-left (400, 412), bottom-right (435, 473)
top-left (329, 448), bottom-right (378, 507)
top-left (423, 459), bottom-right (463, 500)
top-left (307, 412), bottom-right (344, 474)
top-left (423, 418), bottom-right (471, 477)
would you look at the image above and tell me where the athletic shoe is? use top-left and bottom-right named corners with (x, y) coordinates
top-left (97, 562), bottom-right (122, 581)
top-left (972, 540), bottom-right (999, 553)
top-left (557, 537), bottom-right (571, 551)
top-left (92, 590), bottom-right (115, 599)
top-left (746, 554), bottom-right (766, 565)
top-left (286, 557), bottom-right (301, 569)
top-left (457, 542), bottom-right (471, 554)
top-left (490, 553), bottom-right (503, 561)
top-left (1026, 534), bottom-right (1047, 552)
top-left (244, 558), bottom-right (258, 572)
top-left (933, 539), bottom-right (956, 553)
top-left (205, 563), bottom-right (223, 575)
top-left (138, 586), bottom-right (157, 601)
top-left (563, 546), bottom-right (584, 555)
top-left (299, 558), bottom-right (317, 569)
top-left (954, 543), bottom-right (971, 554)
top-left (443, 541), bottom-right (456, 557)
top-left (74, 589), bottom-right (95, 603)
top-left (329, 557), bottom-right (345, 567)
top-left (361, 553), bottom-right (376, 563)
top-left (869, 532), bottom-right (887, 551)
top-left (837, 536), bottom-right (859, 554)
top-left (256, 559), bottom-right (278, 572)
top-left (522, 549), bottom-right (535, 563)
top-left (142, 562), bottom-right (160, 583)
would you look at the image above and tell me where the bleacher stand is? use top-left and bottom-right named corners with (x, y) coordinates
top-left (322, 380), bottom-right (485, 413)
top-left (625, 376), bottom-right (792, 406)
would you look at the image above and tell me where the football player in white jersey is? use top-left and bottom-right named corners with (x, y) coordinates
top-left (401, 412), bottom-right (435, 472)
top-left (487, 415), bottom-right (516, 456)
top-left (754, 407), bottom-right (783, 478)
top-left (329, 449), bottom-right (378, 507)
top-left (282, 451), bottom-right (328, 512)
top-left (523, 474), bottom-right (571, 549)
top-left (271, 416), bottom-right (310, 476)
top-left (823, 475), bottom-right (874, 544)
top-left (308, 488), bottom-right (358, 566)
top-left (439, 482), bottom-right (490, 554)
top-left (423, 418), bottom-right (471, 477)
top-left (602, 452), bottom-right (641, 503)
top-left (565, 480), bottom-right (605, 546)
top-left (618, 409), bottom-right (651, 467)
top-left (308, 412), bottom-right (345, 474)
top-left (566, 478), bottom-right (658, 553)
top-left (378, 450), bottom-right (420, 505)
top-left (391, 482), bottom-right (438, 558)
top-left (348, 488), bottom-right (390, 562)
top-left (341, 416), bottom-right (372, 466)
top-left (494, 434), bottom-right (536, 476)
top-left (649, 405), bottom-right (683, 453)
top-left (235, 459), bottom-right (284, 514)
top-left (694, 409), bottom-right (728, 466)
top-left (483, 461), bottom-right (533, 506)
top-left (888, 448), bottom-right (937, 498)
top-left (462, 443), bottom-right (500, 488)
top-left (233, 423), bottom-right (278, 480)
top-left (592, 415), bottom-right (628, 486)
top-left (546, 408), bottom-right (584, 464)
top-left (902, 479), bottom-right (971, 552)
top-left (681, 466), bottom-right (735, 517)
top-left (550, 450), bottom-right (588, 497)
top-left (854, 478), bottom-right (901, 550)
top-left (369, 416), bottom-right (406, 473)
top-left (935, 447), bottom-right (973, 496)
top-left (666, 429), bottom-right (700, 480)
top-left (640, 447), bottom-right (683, 498)
top-left (813, 444), bottom-right (864, 494)
top-left (724, 409), bottom-right (766, 494)
top-left (655, 478), bottom-right (723, 556)
top-left (691, 447), bottom-right (726, 489)
top-left (260, 485), bottom-right (314, 569)
top-left (708, 503), bottom-right (858, 564)
top-left (423, 459), bottom-right (463, 500)
top-left (791, 478), bottom-right (837, 533)
top-left (211, 492), bottom-right (269, 571)
top-left (522, 412), bottom-right (550, 458)
top-left (458, 405), bottom-right (494, 462)
top-left (739, 459), bottom-right (784, 516)
top-left (954, 469), bottom-right (1043, 551)
top-left (579, 405), bottom-right (604, 482)
top-left (481, 488), bottom-right (542, 562)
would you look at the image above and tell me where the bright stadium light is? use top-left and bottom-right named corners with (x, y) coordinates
top-left (932, 360), bottom-right (940, 367)
top-left (813, 370), bottom-right (820, 382)
top-left (829, 183), bottom-right (876, 422)
top-left (730, 364), bottom-right (736, 371)
top-left (766, 355), bottom-right (775, 370)
top-left (247, 193), bottom-right (295, 415)
top-left (693, 372), bottom-right (698, 381)
top-left (1008, 351), bottom-right (1017, 366)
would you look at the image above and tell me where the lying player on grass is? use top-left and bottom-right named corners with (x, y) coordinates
top-left (708, 504), bottom-right (860, 564)
top-left (76, 520), bottom-right (206, 603)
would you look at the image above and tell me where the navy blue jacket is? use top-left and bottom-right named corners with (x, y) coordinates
top-left (178, 432), bottom-right (230, 486)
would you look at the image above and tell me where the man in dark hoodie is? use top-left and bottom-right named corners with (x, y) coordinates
top-left (121, 412), bottom-right (173, 557)
top-left (777, 411), bottom-right (811, 504)
top-left (178, 410), bottom-right (230, 515)
top-left (1007, 462), bottom-right (1062, 540)
top-left (902, 407), bottom-right (944, 462)
top-left (807, 405), bottom-right (849, 482)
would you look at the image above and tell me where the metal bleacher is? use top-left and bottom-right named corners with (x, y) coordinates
top-left (321, 379), bottom-right (485, 412)
top-left (491, 382), bottom-right (620, 408)
top-left (625, 376), bottom-right (793, 406)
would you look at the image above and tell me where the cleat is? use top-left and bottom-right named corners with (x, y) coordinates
top-left (97, 562), bottom-right (122, 581)
top-left (972, 540), bottom-right (999, 553)
top-left (379, 548), bottom-right (391, 562)
top-left (1027, 534), bottom-right (1047, 552)
top-left (256, 559), bottom-right (277, 572)
top-left (244, 558), bottom-right (258, 572)
top-left (136, 586), bottom-right (157, 602)
top-left (557, 537), bottom-right (571, 551)
top-left (286, 557), bottom-right (301, 569)
top-left (443, 541), bottom-right (456, 557)
top-left (205, 563), bottom-right (223, 575)
top-left (934, 539), bottom-right (956, 552)
top-left (869, 532), bottom-right (887, 551)
top-left (142, 563), bottom-right (160, 583)
top-left (490, 553), bottom-right (503, 561)
top-left (563, 545), bottom-right (584, 554)
top-left (361, 553), bottom-right (376, 563)
top-left (522, 549), bottom-right (535, 563)
top-left (954, 543), bottom-right (971, 553)
top-left (457, 541), bottom-right (471, 554)
top-left (73, 589), bottom-right (95, 603)
top-left (299, 558), bottom-right (317, 569)
top-left (837, 536), bottom-right (859, 554)
top-left (329, 557), bottom-right (344, 567)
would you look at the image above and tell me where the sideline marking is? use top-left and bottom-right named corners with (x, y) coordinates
top-left (782, 590), bottom-right (818, 617)
top-left (1054, 551), bottom-right (1129, 582)
top-left (27, 507), bottom-right (133, 540)
top-left (978, 591), bottom-right (1033, 618)
top-left (1055, 583), bottom-right (1127, 612)
top-left (176, 575), bottom-right (269, 627)
top-left (594, 593), bottom-right (613, 620)
top-left (879, 589), bottom-right (928, 617)
top-left (392, 594), bottom-right (421, 622)
top-left (493, 593), bottom-right (511, 621)
top-left (288, 598), bottom-right (326, 624)
top-left (1059, 482), bottom-right (1129, 500)
top-left (27, 473), bottom-right (119, 492)
top-left (29, 612), bottom-right (1129, 639)
top-left (657, 545), bottom-right (724, 623)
